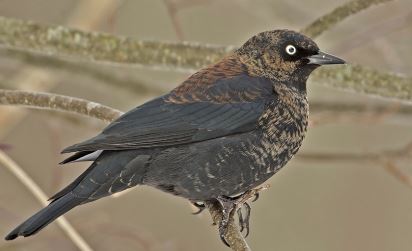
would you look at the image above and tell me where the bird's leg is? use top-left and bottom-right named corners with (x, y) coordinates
top-left (237, 206), bottom-right (244, 232)
top-left (191, 201), bottom-right (206, 215)
top-left (252, 192), bottom-right (260, 202)
top-left (215, 196), bottom-right (238, 247)
top-left (216, 185), bottom-right (269, 246)
top-left (236, 191), bottom-right (258, 234)
top-left (237, 202), bottom-right (251, 237)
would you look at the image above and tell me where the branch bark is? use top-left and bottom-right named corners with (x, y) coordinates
top-left (0, 16), bottom-right (232, 71)
top-left (311, 65), bottom-right (412, 102)
top-left (206, 202), bottom-right (251, 251)
top-left (301, 0), bottom-right (394, 38)
top-left (1, 0), bottom-right (410, 104)
top-left (0, 89), bottom-right (122, 123)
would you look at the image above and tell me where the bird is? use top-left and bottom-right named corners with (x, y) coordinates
top-left (5, 29), bottom-right (345, 245)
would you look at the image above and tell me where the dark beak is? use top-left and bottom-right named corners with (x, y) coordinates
top-left (306, 51), bottom-right (345, 65)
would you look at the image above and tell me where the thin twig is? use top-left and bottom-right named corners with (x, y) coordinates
top-left (0, 151), bottom-right (93, 251)
top-left (296, 142), bottom-right (412, 163)
top-left (379, 144), bottom-right (412, 190)
top-left (0, 89), bottom-right (122, 123)
top-left (301, 0), bottom-right (394, 38)
top-left (383, 161), bottom-right (412, 189)
top-left (163, 0), bottom-right (185, 41)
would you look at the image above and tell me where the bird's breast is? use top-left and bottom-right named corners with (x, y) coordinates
top-left (256, 95), bottom-right (309, 174)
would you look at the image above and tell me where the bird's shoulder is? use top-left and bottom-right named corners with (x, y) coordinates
top-left (165, 54), bottom-right (273, 104)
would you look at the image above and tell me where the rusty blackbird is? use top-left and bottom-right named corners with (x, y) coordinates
top-left (5, 30), bottom-right (345, 244)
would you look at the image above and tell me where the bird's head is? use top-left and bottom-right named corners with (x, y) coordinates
top-left (236, 30), bottom-right (345, 86)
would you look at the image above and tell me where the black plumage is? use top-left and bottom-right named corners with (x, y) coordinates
top-left (5, 30), bottom-right (344, 244)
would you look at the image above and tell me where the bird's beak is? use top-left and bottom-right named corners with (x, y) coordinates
top-left (306, 51), bottom-right (345, 65)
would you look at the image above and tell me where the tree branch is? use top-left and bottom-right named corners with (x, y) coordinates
top-left (0, 89), bottom-right (122, 123)
top-left (0, 16), bottom-right (232, 71)
top-left (383, 161), bottom-right (412, 189)
top-left (301, 0), bottom-right (394, 38)
top-left (1, 1), bottom-right (411, 103)
top-left (206, 202), bottom-right (251, 251)
top-left (296, 142), bottom-right (412, 163)
top-left (311, 65), bottom-right (412, 102)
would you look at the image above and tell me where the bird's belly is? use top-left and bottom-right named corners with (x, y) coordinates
top-left (145, 131), bottom-right (304, 200)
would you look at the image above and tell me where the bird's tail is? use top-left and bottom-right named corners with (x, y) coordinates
top-left (5, 192), bottom-right (84, 240)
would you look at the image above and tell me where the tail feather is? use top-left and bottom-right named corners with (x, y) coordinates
top-left (5, 150), bottom-right (147, 241)
top-left (5, 192), bottom-right (84, 240)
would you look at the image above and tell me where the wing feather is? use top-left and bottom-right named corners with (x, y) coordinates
top-left (62, 59), bottom-right (275, 153)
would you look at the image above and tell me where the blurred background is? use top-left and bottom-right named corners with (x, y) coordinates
top-left (0, 0), bottom-right (412, 250)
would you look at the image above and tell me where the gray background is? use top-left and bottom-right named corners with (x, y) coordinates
top-left (0, 0), bottom-right (412, 250)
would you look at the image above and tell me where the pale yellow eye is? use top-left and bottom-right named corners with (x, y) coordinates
top-left (285, 45), bottom-right (296, 55)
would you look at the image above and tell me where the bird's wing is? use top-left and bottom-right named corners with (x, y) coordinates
top-left (62, 56), bottom-right (275, 153)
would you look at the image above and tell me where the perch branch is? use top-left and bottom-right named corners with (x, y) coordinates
top-left (297, 142), bottom-right (412, 163)
top-left (206, 202), bottom-right (250, 251)
top-left (205, 185), bottom-right (269, 251)
top-left (0, 151), bottom-right (93, 251)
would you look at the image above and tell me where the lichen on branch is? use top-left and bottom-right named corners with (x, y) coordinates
top-left (0, 16), bottom-right (232, 70)
top-left (311, 65), bottom-right (412, 102)
top-left (1, 9), bottom-right (411, 104)
top-left (0, 89), bottom-right (122, 123)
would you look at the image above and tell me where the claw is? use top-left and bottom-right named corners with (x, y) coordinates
top-left (219, 225), bottom-right (231, 247)
top-left (191, 202), bottom-right (206, 215)
top-left (212, 186), bottom-right (269, 246)
top-left (236, 203), bottom-right (251, 237)
top-left (237, 208), bottom-right (244, 232)
top-left (216, 196), bottom-right (237, 247)
top-left (242, 203), bottom-right (251, 237)
top-left (252, 192), bottom-right (259, 202)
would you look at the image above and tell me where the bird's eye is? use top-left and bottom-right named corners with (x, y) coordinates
top-left (285, 45), bottom-right (297, 55)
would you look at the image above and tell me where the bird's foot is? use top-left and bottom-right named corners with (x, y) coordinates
top-left (216, 184), bottom-right (270, 246)
top-left (236, 202), bottom-right (251, 237)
